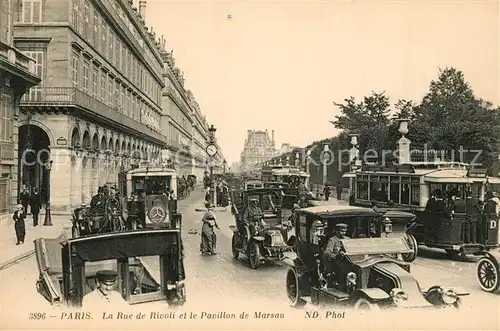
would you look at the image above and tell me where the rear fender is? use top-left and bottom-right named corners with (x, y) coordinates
top-left (352, 288), bottom-right (391, 302)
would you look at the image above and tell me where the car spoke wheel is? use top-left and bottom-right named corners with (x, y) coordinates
top-left (402, 234), bottom-right (418, 262)
top-left (248, 242), bottom-right (260, 269)
top-left (476, 256), bottom-right (500, 292)
top-left (231, 234), bottom-right (239, 259)
top-left (286, 268), bottom-right (306, 308)
top-left (354, 298), bottom-right (380, 311)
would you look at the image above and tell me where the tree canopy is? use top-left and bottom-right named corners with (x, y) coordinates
top-left (268, 67), bottom-right (500, 184)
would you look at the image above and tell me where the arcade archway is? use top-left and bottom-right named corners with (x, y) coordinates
top-left (18, 124), bottom-right (51, 203)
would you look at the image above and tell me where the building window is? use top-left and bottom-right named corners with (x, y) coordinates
top-left (0, 91), bottom-right (13, 142)
top-left (22, 0), bottom-right (42, 23)
top-left (101, 23), bottom-right (107, 55)
top-left (100, 70), bottom-right (106, 102)
top-left (115, 81), bottom-right (121, 111)
top-left (72, 0), bottom-right (79, 31)
top-left (71, 53), bottom-right (79, 88)
top-left (126, 90), bottom-right (130, 116)
top-left (82, 59), bottom-right (90, 92)
top-left (92, 65), bottom-right (98, 98)
top-left (109, 31), bottom-right (114, 64)
top-left (121, 86), bottom-right (125, 116)
top-left (93, 12), bottom-right (99, 46)
top-left (108, 76), bottom-right (113, 106)
top-left (83, 1), bottom-right (90, 38)
top-left (23, 51), bottom-right (43, 100)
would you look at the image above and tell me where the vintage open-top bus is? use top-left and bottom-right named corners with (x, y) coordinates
top-left (351, 162), bottom-right (500, 256)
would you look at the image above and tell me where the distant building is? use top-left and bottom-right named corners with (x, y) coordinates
top-left (275, 143), bottom-right (299, 156)
top-left (240, 129), bottom-right (276, 172)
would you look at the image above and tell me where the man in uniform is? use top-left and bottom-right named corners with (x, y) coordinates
top-left (82, 270), bottom-right (128, 308)
top-left (243, 198), bottom-right (265, 235)
top-left (90, 187), bottom-right (105, 215)
top-left (323, 223), bottom-right (349, 288)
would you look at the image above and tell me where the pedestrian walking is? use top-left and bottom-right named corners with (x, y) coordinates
top-left (323, 184), bottom-right (331, 201)
top-left (19, 187), bottom-right (30, 214)
top-left (336, 182), bottom-right (343, 201)
top-left (30, 187), bottom-right (41, 226)
top-left (13, 204), bottom-right (26, 245)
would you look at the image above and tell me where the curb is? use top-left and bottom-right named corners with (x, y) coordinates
top-left (0, 228), bottom-right (68, 271)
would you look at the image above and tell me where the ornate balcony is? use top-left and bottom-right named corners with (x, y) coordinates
top-left (20, 87), bottom-right (167, 144)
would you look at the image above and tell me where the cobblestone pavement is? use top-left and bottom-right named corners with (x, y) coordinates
top-left (1, 189), bottom-right (499, 330)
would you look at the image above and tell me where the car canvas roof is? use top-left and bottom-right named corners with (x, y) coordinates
top-left (341, 237), bottom-right (413, 256)
top-left (299, 204), bottom-right (378, 217)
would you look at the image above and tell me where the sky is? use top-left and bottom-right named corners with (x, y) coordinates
top-left (142, 0), bottom-right (499, 164)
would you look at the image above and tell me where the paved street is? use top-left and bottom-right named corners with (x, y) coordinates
top-left (1, 189), bottom-right (499, 330)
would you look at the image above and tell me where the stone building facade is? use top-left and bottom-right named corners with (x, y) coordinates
top-left (240, 129), bottom-right (276, 172)
top-left (0, 0), bottom-right (41, 219)
top-left (159, 41), bottom-right (224, 180)
top-left (10, 0), bottom-right (222, 213)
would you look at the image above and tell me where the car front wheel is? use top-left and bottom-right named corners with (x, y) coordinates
top-left (248, 242), bottom-right (261, 269)
top-left (286, 268), bottom-right (306, 308)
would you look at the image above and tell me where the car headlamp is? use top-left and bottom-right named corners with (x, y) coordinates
top-left (346, 272), bottom-right (357, 285)
top-left (390, 288), bottom-right (408, 302)
top-left (383, 217), bottom-right (393, 233)
top-left (441, 288), bottom-right (458, 305)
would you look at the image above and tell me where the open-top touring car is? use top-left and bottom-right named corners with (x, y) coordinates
top-left (229, 187), bottom-right (298, 268)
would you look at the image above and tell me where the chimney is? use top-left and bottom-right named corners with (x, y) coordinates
top-left (139, 0), bottom-right (147, 21)
top-left (271, 130), bottom-right (275, 143)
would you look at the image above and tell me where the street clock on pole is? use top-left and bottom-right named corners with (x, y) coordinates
top-left (206, 144), bottom-right (218, 157)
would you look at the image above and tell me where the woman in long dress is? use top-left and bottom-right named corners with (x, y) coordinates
top-left (200, 203), bottom-right (219, 255)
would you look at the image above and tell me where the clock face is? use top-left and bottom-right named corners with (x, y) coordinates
top-left (206, 144), bottom-right (218, 156)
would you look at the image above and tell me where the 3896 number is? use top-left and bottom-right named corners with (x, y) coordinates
top-left (29, 313), bottom-right (46, 320)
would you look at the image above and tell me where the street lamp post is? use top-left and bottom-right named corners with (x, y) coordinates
top-left (208, 125), bottom-right (217, 207)
top-left (223, 160), bottom-right (227, 174)
top-left (306, 149), bottom-right (311, 189)
top-left (43, 160), bottom-right (53, 226)
top-left (322, 144), bottom-right (329, 187)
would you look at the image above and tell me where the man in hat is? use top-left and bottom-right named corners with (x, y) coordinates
top-left (323, 223), bottom-right (349, 288)
top-left (324, 223), bottom-right (349, 261)
top-left (13, 204), bottom-right (26, 245)
top-left (82, 270), bottom-right (128, 307)
top-left (243, 198), bottom-right (265, 236)
top-left (90, 187), bottom-right (105, 215)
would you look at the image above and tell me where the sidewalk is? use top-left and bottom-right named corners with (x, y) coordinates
top-left (0, 213), bottom-right (70, 270)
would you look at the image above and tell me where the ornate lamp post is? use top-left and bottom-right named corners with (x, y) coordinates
top-left (306, 149), bottom-right (312, 189)
top-left (223, 160), bottom-right (227, 174)
top-left (207, 125), bottom-right (217, 206)
top-left (43, 160), bottom-right (53, 226)
top-left (322, 144), bottom-right (329, 187)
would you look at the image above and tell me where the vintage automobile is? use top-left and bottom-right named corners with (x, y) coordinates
top-left (476, 249), bottom-right (500, 292)
top-left (244, 179), bottom-right (264, 190)
top-left (350, 162), bottom-right (500, 256)
top-left (118, 165), bottom-right (181, 230)
top-left (229, 188), bottom-right (298, 268)
top-left (70, 196), bottom-right (126, 238)
top-left (284, 205), bottom-right (468, 309)
top-left (34, 225), bottom-right (186, 308)
top-left (263, 181), bottom-right (290, 189)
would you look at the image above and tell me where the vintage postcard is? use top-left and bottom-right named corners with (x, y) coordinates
top-left (0, 0), bottom-right (499, 330)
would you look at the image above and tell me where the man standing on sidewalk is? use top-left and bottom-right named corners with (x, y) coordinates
top-left (30, 187), bottom-right (41, 226)
top-left (13, 204), bottom-right (26, 245)
top-left (19, 187), bottom-right (30, 215)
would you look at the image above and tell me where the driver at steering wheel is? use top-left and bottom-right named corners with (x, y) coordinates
top-left (90, 187), bottom-right (105, 216)
top-left (243, 198), bottom-right (266, 236)
top-left (323, 223), bottom-right (349, 288)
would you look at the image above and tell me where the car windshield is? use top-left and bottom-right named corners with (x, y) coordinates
top-left (132, 176), bottom-right (172, 195)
